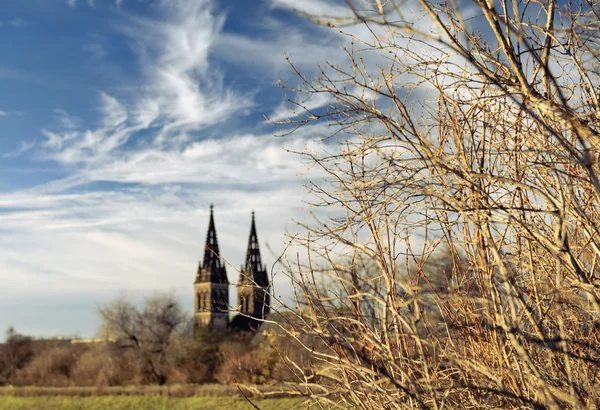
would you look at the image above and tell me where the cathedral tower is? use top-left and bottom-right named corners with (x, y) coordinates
top-left (237, 212), bottom-right (270, 321)
top-left (194, 205), bottom-right (229, 329)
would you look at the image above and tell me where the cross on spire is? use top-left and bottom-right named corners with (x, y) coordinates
top-left (202, 204), bottom-right (223, 272)
top-left (242, 211), bottom-right (269, 287)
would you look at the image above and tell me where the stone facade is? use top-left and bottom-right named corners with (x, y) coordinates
top-left (237, 212), bottom-right (270, 320)
top-left (194, 205), bottom-right (229, 329)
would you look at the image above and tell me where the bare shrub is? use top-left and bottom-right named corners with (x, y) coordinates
top-left (173, 327), bottom-right (223, 384)
top-left (0, 327), bottom-right (33, 385)
top-left (272, 0), bottom-right (600, 408)
top-left (214, 331), bottom-right (278, 385)
top-left (70, 345), bottom-right (115, 387)
top-left (14, 345), bottom-right (81, 387)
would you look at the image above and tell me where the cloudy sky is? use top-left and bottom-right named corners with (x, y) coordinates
top-left (0, 0), bottom-right (351, 337)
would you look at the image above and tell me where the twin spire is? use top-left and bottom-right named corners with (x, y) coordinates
top-left (197, 205), bottom-right (265, 286)
top-left (195, 205), bottom-right (271, 330)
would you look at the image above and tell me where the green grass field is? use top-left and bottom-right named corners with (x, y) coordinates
top-left (0, 396), bottom-right (309, 410)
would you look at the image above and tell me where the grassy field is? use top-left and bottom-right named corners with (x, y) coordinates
top-left (0, 384), bottom-right (323, 398)
top-left (0, 396), bottom-right (310, 410)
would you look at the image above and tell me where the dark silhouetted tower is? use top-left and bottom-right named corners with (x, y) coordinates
top-left (237, 211), bottom-right (270, 321)
top-left (194, 205), bottom-right (229, 329)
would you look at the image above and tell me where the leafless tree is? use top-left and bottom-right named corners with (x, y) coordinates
top-left (98, 292), bottom-right (190, 385)
top-left (270, 0), bottom-right (600, 408)
top-left (0, 327), bottom-right (33, 384)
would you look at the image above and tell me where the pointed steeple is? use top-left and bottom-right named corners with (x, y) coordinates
top-left (196, 205), bottom-right (228, 284)
top-left (244, 211), bottom-right (261, 272)
top-left (235, 211), bottom-right (270, 326)
top-left (241, 211), bottom-right (269, 287)
top-left (203, 204), bottom-right (222, 271)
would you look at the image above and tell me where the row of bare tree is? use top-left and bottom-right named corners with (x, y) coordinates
top-left (0, 293), bottom-right (313, 388)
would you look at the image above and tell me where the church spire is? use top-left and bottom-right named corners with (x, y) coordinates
top-left (242, 211), bottom-right (269, 287)
top-left (196, 204), bottom-right (228, 284)
top-left (235, 211), bottom-right (270, 327)
top-left (194, 204), bottom-right (229, 330)
top-left (203, 204), bottom-right (222, 271)
top-left (244, 211), bottom-right (261, 272)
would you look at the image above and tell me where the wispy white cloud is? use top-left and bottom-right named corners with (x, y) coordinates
top-left (100, 92), bottom-right (127, 128)
top-left (269, 0), bottom-right (349, 17)
top-left (66, 0), bottom-right (77, 8)
top-left (0, 110), bottom-right (24, 117)
top-left (53, 109), bottom-right (81, 129)
top-left (215, 31), bottom-right (340, 78)
top-left (38, 123), bottom-right (327, 192)
top-left (213, 8), bottom-right (344, 78)
top-left (123, 0), bottom-right (254, 134)
top-left (1, 140), bottom-right (35, 158)
top-left (41, 0), bottom-right (255, 168)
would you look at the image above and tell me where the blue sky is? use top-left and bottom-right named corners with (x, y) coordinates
top-left (0, 0), bottom-right (350, 338)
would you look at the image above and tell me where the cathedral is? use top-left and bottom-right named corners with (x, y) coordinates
top-left (193, 205), bottom-right (270, 331)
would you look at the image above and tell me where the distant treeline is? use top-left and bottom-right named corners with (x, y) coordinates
top-left (0, 298), bottom-right (313, 387)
